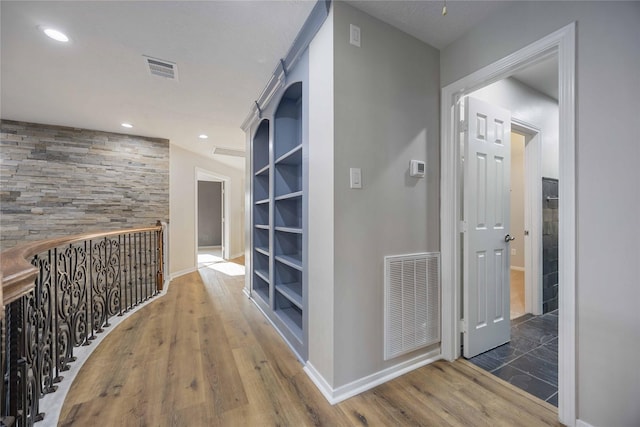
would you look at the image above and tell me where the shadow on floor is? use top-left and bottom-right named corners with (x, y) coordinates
top-left (468, 310), bottom-right (559, 406)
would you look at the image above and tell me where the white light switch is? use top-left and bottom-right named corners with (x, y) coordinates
top-left (350, 168), bottom-right (362, 189)
top-left (350, 24), bottom-right (361, 47)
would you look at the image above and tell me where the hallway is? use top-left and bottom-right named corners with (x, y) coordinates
top-left (58, 259), bottom-right (559, 426)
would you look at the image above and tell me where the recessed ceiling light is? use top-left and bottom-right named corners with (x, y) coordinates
top-left (199, 134), bottom-right (208, 139)
top-left (42, 28), bottom-right (69, 42)
top-left (121, 123), bottom-right (133, 129)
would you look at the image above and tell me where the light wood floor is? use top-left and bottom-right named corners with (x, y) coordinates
top-left (59, 258), bottom-right (559, 427)
top-left (511, 269), bottom-right (526, 319)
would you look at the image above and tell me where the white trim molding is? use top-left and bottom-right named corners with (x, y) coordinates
top-left (440, 23), bottom-right (576, 426)
top-left (304, 348), bottom-right (442, 405)
top-left (576, 420), bottom-right (595, 427)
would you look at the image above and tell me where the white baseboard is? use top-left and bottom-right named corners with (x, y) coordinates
top-left (304, 363), bottom-right (336, 404)
top-left (169, 266), bottom-right (197, 280)
top-left (576, 420), bottom-right (595, 427)
top-left (230, 251), bottom-right (245, 260)
top-left (304, 348), bottom-right (442, 405)
top-left (510, 266), bottom-right (525, 272)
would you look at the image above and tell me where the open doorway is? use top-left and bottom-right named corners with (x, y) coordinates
top-left (465, 116), bottom-right (559, 407)
top-left (510, 131), bottom-right (527, 320)
top-left (197, 180), bottom-right (224, 266)
top-left (195, 168), bottom-right (231, 264)
top-left (440, 23), bottom-right (575, 423)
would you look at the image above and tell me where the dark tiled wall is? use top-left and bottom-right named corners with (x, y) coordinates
top-left (0, 120), bottom-right (169, 251)
top-left (542, 178), bottom-right (559, 313)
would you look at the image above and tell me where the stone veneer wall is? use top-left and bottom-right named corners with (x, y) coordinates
top-left (542, 177), bottom-right (559, 313)
top-left (0, 120), bottom-right (169, 251)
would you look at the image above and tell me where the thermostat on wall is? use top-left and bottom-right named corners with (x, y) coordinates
top-left (410, 160), bottom-right (426, 178)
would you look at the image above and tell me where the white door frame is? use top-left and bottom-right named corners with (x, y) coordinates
top-left (195, 167), bottom-right (231, 260)
top-left (440, 23), bottom-right (576, 425)
top-left (511, 119), bottom-right (543, 316)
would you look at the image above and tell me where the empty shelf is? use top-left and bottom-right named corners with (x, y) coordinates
top-left (276, 282), bottom-right (302, 309)
top-left (274, 226), bottom-right (302, 234)
top-left (255, 224), bottom-right (270, 230)
top-left (254, 269), bottom-right (270, 284)
top-left (255, 247), bottom-right (269, 257)
top-left (275, 144), bottom-right (302, 165)
top-left (275, 191), bottom-right (303, 201)
top-left (276, 307), bottom-right (303, 341)
top-left (255, 164), bottom-right (270, 176)
top-left (275, 255), bottom-right (302, 271)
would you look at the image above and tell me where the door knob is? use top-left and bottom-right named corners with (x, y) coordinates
top-left (504, 234), bottom-right (516, 242)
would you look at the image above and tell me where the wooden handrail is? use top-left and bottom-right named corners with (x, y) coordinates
top-left (0, 224), bottom-right (163, 306)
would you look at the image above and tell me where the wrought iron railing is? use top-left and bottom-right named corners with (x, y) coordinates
top-left (0, 223), bottom-right (166, 426)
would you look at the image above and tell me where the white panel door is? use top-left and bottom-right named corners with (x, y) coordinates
top-left (463, 96), bottom-right (512, 358)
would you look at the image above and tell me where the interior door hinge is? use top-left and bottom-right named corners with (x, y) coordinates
top-left (459, 319), bottom-right (467, 334)
top-left (459, 119), bottom-right (468, 133)
top-left (459, 220), bottom-right (468, 234)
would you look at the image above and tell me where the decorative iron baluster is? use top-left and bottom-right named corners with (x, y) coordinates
top-left (133, 234), bottom-right (138, 306)
top-left (126, 234), bottom-right (131, 312)
top-left (6, 300), bottom-right (21, 425)
top-left (57, 244), bottom-right (87, 371)
top-left (30, 253), bottom-right (57, 399)
top-left (91, 237), bottom-right (120, 332)
top-left (118, 235), bottom-right (124, 316)
top-left (88, 241), bottom-right (95, 341)
top-left (144, 232), bottom-right (150, 300)
top-left (152, 230), bottom-right (158, 295)
top-left (7, 296), bottom-right (42, 426)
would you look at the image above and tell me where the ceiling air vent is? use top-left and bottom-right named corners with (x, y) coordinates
top-left (213, 147), bottom-right (245, 158)
top-left (144, 56), bottom-right (178, 80)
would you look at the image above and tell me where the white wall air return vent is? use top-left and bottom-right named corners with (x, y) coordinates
top-left (384, 252), bottom-right (440, 360)
top-left (213, 147), bottom-right (245, 157)
top-left (144, 56), bottom-right (178, 80)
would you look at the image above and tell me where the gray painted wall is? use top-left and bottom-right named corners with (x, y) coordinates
top-left (0, 120), bottom-right (169, 251)
top-left (197, 181), bottom-right (222, 247)
top-left (331, 2), bottom-right (440, 387)
top-left (441, 2), bottom-right (640, 425)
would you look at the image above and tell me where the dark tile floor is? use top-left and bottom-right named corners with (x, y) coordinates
top-left (469, 310), bottom-right (559, 406)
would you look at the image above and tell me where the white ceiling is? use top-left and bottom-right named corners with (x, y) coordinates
top-left (347, 0), bottom-right (506, 50)
top-left (0, 1), bottom-right (316, 169)
top-left (1, 1), bottom-right (557, 170)
top-left (511, 55), bottom-right (559, 100)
